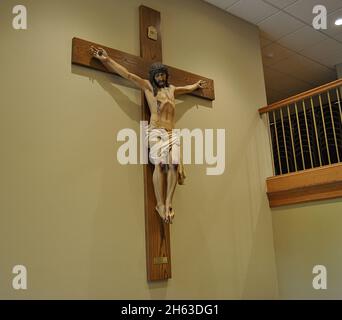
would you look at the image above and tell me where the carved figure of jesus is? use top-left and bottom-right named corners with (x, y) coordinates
top-left (90, 46), bottom-right (205, 223)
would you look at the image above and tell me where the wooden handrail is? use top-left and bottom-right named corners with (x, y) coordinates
top-left (259, 78), bottom-right (342, 114)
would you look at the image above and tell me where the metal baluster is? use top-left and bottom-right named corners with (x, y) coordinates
top-left (336, 88), bottom-right (342, 128)
top-left (310, 97), bottom-right (322, 167)
top-left (319, 94), bottom-right (331, 164)
top-left (287, 105), bottom-right (298, 172)
top-left (266, 113), bottom-right (275, 176)
top-left (336, 88), bottom-right (342, 162)
top-left (295, 102), bottom-right (305, 170)
top-left (280, 107), bottom-right (290, 173)
top-left (272, 110), bottom-right (282, 175)
top-left (302, 100), bottom-right (314, 168)
top-left (327, 91), bottom-right (340, 162)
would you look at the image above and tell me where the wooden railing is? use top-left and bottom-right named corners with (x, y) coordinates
top-left (258, 79), bottom-right (342, 207)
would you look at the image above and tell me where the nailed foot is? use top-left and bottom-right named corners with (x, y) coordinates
top-left (155, 204), bottom-right (166, 221)
top-left (165, 206), bottom-right (175, 224)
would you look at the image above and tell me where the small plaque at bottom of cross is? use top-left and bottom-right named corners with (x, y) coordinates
top-left (153, 257), bottom-right (168, 264)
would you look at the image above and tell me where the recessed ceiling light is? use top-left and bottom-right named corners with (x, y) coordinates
top-left (335, 18), bottom-right (342, 26)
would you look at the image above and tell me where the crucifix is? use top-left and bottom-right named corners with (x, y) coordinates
top-left (72, 5), bottom-right (215, 281)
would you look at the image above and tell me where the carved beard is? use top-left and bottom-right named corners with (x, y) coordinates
top-left (156, 79), bottom-right (166, 88)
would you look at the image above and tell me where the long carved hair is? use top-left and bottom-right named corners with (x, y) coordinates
top-left (149, 62), bottom-right (169, 96)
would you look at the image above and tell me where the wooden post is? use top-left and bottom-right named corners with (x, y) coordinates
top-left (139, 5), bottom-right (171, 281)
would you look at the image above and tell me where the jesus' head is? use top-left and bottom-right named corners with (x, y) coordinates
top-left (149, 62), bottom-right (169, 95)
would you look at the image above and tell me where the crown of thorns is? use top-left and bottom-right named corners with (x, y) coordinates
top-left (149, 62), bottom-right (169, 78)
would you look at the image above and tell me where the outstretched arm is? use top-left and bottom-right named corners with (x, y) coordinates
top-left (90, 46), bottom-right (151, 92)
top-left (174, 80), bottom-right (206, 96)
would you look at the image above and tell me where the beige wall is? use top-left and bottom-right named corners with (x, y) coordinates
top-left (0, 0), bottom-right (278, 299)
top-left (273, 199), bottom-right (342, 299)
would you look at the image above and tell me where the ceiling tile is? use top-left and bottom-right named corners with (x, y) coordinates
top-left (226, 0), bottom-right (279, 24)
top-left (264, 66), bottom-right (313, 95)
top-left (269, 52), bottom-right (337, 85)
top-left (262, 0), bottom-right (299, 9)
top-left (334, 32), bottom-right (342, 41)
top-left (284, 0), bottom-right (342, 25)
top-left (337, 63), bottom-right (342, 77)
top-left (204, 0), bottom-right (239, 10)
top-left (259, 29), bottom-right (275, 40)
top-left (206, 0), bottom-right (342, 99)
top-left (286, 85), bottom-right (315, 97)
top-left (265, 87), bottom-right (287, 104)
top-left (300, 38), bottom-right (342, 68)
top-left (277, 25), bottom-right (329, 51)
top-left (310, 74), bottom-right (337, 87)
top-left (258, 11), bottom-right (305, 41)
top-left (322, 8), bottom-right (342, 37)
top-left (262, 42), bottom-right (296, 66)
top-left (260, 36), bottom-right (273, 47)
top-left (265, 86), bottom-right (284, 96)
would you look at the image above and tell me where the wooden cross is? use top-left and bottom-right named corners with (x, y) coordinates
top-left (71, 5), bottom-right (215, 281)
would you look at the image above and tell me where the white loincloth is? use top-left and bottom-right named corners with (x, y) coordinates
top-left (145, 125), bottom-right (186, 185)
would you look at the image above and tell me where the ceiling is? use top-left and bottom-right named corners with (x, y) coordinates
top-left (203, 0), bottom-right (342, 104)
